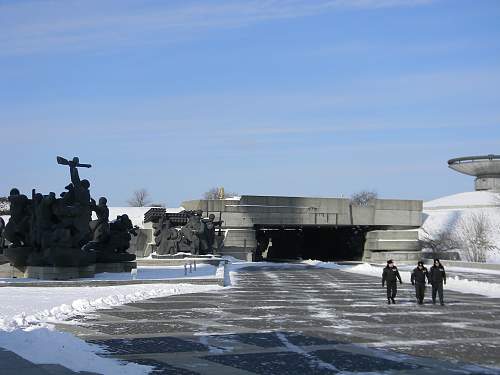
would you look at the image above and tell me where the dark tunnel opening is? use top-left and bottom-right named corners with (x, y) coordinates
top-left (255, 226), bottom-right (374, 262)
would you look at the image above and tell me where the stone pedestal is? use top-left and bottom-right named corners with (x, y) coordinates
top-left (96, 252), bottom-right (136, 263)
top-left (95, 262), bottom-right (137, 273)
top-left (151, 253), bottom-right (215, 259)
top-left (43, 247), bottom-right (96, 267)
top-left (0, 263), bottom-right (25, 278)
top-left (0, 264), bottom-right (96, 280)
top-left (3, 247), bottom-right (32, 267)
top-left (24, 265), bottom-right (96, 280)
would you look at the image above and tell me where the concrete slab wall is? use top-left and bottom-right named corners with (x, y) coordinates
top-left (182, 195), bottom-right (422, 229)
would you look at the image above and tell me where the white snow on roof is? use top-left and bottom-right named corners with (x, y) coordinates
top-left (424, 191), bottom-right (500, 209)
top-left (107, 207), bottom-right (184, 228)
top-left (1, 207), bottom-right (184, 229)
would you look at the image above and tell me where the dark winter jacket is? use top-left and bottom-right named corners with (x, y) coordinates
top-left (382, 266), bottom-right (402, 286)
top-left (429, 265), bottom-right (446, 285)
top-left (411, 267), bottom-right (429, 285)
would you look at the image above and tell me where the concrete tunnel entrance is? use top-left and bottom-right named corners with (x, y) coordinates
top-left (254, 225), bottom-right (375, 262)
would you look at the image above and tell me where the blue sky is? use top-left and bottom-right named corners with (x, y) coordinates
top-left (1, 0), bottom-right (499, 206)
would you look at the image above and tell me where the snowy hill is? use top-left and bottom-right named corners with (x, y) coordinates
top-left (425, 191), bottom-right (500, 209)
top-left (422, 191), bottom-right (500, 263)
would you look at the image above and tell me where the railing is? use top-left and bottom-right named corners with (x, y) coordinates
top-left (448, 154), bottom-right (500, 164)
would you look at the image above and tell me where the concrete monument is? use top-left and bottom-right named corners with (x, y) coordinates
top-left (3, 156), bottom-right (136, 272)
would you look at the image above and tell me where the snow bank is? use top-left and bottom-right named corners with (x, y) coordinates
top-left (0, 282), bottom-right (221, 374)
top-left (1, 283), bottom-right (220, 329)
top-left (343, 262), bottom-right (500, 298)
top-left (303, 260), bottom-right (345, 269)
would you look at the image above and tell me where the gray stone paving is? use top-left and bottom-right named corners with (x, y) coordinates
top-left (56, 265), bottom-right (500, 374)
top-left (0, 348), bottom-right (99, 375)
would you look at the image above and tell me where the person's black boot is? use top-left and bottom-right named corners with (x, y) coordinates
top-left (440, 302), bottom-right (445, 306)
top-left (432, 299), bottom-right (436, 305)
top-left (387, 299), bottom-right (391, 304)
top-left (391, 298), bottom-right (396, 304)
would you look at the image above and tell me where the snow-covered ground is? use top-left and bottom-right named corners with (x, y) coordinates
top-left (0, 282), bottom-right (221, 374)
top-left (0, 265), bottom-right (221, 375)
top-left (422, 190), bottom-right (500, 263)
top-left (3, 258), bottom-right (500, 374)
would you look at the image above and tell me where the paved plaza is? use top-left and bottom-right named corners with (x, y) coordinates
top-left (53, 265), bottom-right (500, 374)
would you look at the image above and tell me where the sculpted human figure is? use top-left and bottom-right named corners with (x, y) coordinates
top-left (38, 192), bottom-right (57, 248)
top-left (203, 214), bottom-right (223, 252)
top-left (90, 197), bottom-right (110, 243)
top-left (32, 192), bottom-right (58, 249)
top-left (154, 216), bottom-right (180, 255)
top-left (60, 183), bottom-right (75, 204)
top-left (69, 158), bottom-right (92, 245)
top-left (108, 214), bottom-right (137, 253)
top-left (179, 211), bottom-right (206, 254)
top-left (4, 188), bottom-right (31, 247)
top-left (56, 156), bottom-right (92, 246)
top-left (0, 217), bottom-right (6, 249)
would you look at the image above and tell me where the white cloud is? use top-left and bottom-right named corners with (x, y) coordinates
top-left (0, 0), bottom-right (437, 55)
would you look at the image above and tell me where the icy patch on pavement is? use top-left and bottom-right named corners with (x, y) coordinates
top-left (442, 322), bottom-right (471, 328)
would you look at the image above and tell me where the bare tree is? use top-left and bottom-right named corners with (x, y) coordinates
top-left (350, 190), bottom-right (378, 206)
top-left (419, 227), bottom-right (459, 257)
top-left (203, 187), bottom-right (238, 200)
top-left (454, 211), bottom-right (498, 263)
top-left (127, 189), bottom-right (152, 207)
top-left (203, 187), bottom-right (220, 200)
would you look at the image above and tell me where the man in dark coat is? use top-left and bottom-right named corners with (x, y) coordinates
top-left (411, 261), bottom-right (429, 304)
top-left (382, 259), bottom-right (403, 304)
top-left (429, 259), bottom-right (446, 305)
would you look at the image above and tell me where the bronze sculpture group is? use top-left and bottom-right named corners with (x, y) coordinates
top-left (154, 211), bottom-right (222, 256)
top-left (3, 157), bottom-right (137, 267)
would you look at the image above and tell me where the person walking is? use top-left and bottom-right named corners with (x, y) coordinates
top-left (382, 259), bottom-right (403, 304)
top-left (429, 259), bottom-right (446, 306)
top-left (411, 261), bottom-right (429, 304)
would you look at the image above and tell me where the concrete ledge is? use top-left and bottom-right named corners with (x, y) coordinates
top-left (365, 240), bottom-right (420, 251)
top-left (0, 277), bottom-right (224, 288)
top-left (365, 230), bottom-right (419, 240)
top-left (1, 262), bottom-right (139, 280)
top-left (369, 251), bottom-right (422, 262)
top-left (25, 265), bottom-right (96, 280)
top-left (218, 246), bottom-right (253, 261)
top-left (95, 262), bottom-right (137, 273)
top-left (137, 258), bottom-right (223, 267)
